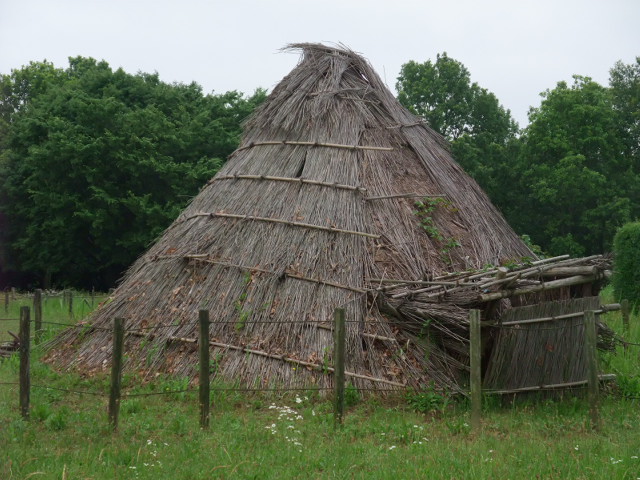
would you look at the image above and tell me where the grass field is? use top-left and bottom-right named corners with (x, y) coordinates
top-left (0, 292), bottom-right (105, 342)
top-left (0, 288), bottom-right (639, 479)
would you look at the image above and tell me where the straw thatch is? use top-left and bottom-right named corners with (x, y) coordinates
top-left (47, 43), bottom-right (537, 392)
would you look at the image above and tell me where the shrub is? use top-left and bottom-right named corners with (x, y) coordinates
top-left (406, 385), bottom-right (450, 414)
top-left (612, 221), bottom-right (640, 309)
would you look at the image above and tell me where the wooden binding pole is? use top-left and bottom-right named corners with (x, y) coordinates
top-left (127, 329), bottom-right (406, 387)
top-left (211, 174), bottom-right (367, 193)
top-left (484, 374), bottom-right (616, 395)
top-left (469, 309), bottom-right (482, 431)
top-left (199, 310), bottom-right (211, 429)
top-left (19, 306), bottom-right (31, 419)
top-left (108, 317), bottom-right (125, 430)
top-left (183, 212), bottom-right (381, 239)
top-left (584, 311), bottom-right (600, 431)
top-left (478, 273), bottom-right (609, 303)
top-left (364, 193), bottom-right (446, 201)
top-left (235, 140), bottom-right (394, 152)
top-left (333, 308), bottom-right (346, 429)
top-left (33, 289), bottom-right (43, 345)
top-left (621, 299), bottom-right (630, 337)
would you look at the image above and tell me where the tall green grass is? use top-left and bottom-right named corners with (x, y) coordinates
top-left (0, 288), bottom-right (639, 479)
top-left (0, 291), bottom-right (106, 342)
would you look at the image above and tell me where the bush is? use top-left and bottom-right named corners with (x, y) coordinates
top-left (612, 221), bottom-right (640, 309)
top-left (406, 385), bottom-right (450, 414)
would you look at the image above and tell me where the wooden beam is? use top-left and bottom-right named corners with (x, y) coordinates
top-left (235, 140), bottom-right (394, 152)
top-left (210, 174), bottom-right (366, 193)
top-left (183, 212), bottom-right (381, 239)
top-left (478, 273), bottom-right (609, 303)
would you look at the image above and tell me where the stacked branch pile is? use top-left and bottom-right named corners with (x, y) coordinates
top-left (373, 254), bottom-right (613, 376)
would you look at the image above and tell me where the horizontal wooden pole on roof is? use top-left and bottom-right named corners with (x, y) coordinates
top-left (313, 322), bottom-right (398, 343)
top-left (286, 273), bottom-right (367, 294)
top-left (368, 278), bottom-right (459, 287)
top-left (432, 254), bottom-right (572, 282)
top-left (209, 174), bottom-right (367, 193)
top-left (364, 193), bottom-right (446, 201)
top-left (208, 340), bottom-right (406, 387)
top-left (392, 264), bottom-right (598, 301)
top-left (127, 330), bottom-right (405, 388)
top-left (185, 256), bottom-right (367, 294)
top-left (235, 140), bottom-right (394, 152)
top-left (484, 374), bottom-right (616, 395)
top-left (478, 258), bottom-right (604, 289)
top-left (184, 212), bottom-right (381, 239)
top-left (478, 272), bottom-right (611, 303)
top-left (424, 255), bottom-right (600, 293)
top-left (537, 266), bottom-right (598, 277)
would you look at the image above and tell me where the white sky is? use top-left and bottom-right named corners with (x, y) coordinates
top-left (1, 0), bottom-right (638, 127)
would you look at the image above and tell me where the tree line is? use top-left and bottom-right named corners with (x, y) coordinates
top-left (0, 58), bottom-right (265, 289)
top-left (397, 54), bottom-right (639, 258)
top-left (0, 54), bottom-right (638, 289)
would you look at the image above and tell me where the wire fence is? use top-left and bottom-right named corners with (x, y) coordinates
top-left (1, 291), bottom-right (638, 432)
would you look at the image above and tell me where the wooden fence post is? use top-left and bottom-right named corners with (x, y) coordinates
top-left (34, 289), bottom-right (43, 345)
top-left (469, 309), bottom-right (482, 431)
top-left (199, 309), bottom-right (210, 429)
top-left (584, 310), bottom-right (600, 431)
top-left (108, 317), bottom-right (125, 430)
top-left (333, 308), bottom-right (346, 428)
top-left (19, 306), bottom-right (31, 419)
top-left (68, 290), bottom-right (74, 319)
top-left (4, 289), bottom-right (8, 314)
top-left (621, 299), bottom-right (630, 336)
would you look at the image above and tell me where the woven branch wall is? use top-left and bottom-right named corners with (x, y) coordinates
top-left (483, 297), bottom-right (601, 390)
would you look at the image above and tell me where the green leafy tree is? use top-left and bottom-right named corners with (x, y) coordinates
top-left (609, 57), bottom-right (640, 203)
top-left (514, 76), bottom-right (635, 255)
top-left (396, 53), bottom-right (519, 211)
top-left (0, 57), bottom-right (265, 289)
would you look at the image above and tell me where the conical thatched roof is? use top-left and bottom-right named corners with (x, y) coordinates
top-left (48, 44), bottom-right (534, 391)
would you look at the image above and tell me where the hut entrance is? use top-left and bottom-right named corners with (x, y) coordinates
top-left (483, 297), bottom-right (604, 393)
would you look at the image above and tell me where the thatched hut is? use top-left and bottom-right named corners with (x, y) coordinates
top-left (48, 44), bottom-right (546, 392)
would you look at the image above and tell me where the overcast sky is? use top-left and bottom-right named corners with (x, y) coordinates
top-left (1, 0), bottom-right (638, 127)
